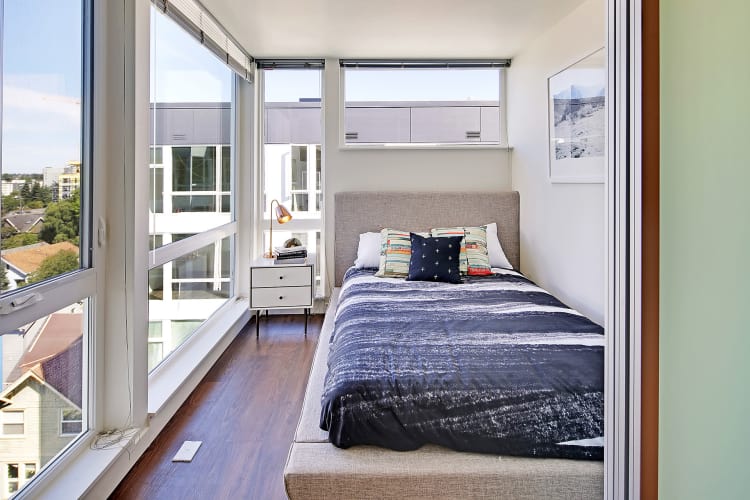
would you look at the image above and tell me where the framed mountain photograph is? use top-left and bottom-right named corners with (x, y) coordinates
top-left (548, 48), bottom-right (606, 183)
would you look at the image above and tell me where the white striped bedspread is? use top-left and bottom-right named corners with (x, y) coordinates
top-left (320, 268), bottom-right (604, 460)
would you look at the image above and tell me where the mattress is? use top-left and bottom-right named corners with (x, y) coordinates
top-left (320, 268), bottom-right (605, 460)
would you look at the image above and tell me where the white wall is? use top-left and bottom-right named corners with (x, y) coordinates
top-left (507, 0), bottom-right (606, 324)
top-left (322, 59), bottom-right (513, 292)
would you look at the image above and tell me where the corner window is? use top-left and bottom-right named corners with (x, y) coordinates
top-left (260, 64), bottom-right (324, 294)
top-left (341, 61), bottom-right (507, 145)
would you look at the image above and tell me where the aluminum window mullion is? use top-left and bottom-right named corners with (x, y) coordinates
top-left (149, 221), bottom-right (237, 269)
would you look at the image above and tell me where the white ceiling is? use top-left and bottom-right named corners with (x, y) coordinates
top-left (203, 0), bottom-right (589, 59)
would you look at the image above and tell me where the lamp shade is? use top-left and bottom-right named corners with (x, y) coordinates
top-left (264, 199), bottom-right (293, 259)
top-left (275, 203), bottom-right (292, 224)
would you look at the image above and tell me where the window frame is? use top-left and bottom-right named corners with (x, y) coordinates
top-left (338, 62), bottom-right (509, 149)
top-left (257, 65), bottom-right (325, 295)
top-left (147, 5), bottom-right (240, 376)
top-left (0, 9), bottom-right (94, 497)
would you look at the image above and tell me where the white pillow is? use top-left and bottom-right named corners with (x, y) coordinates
top-left (353, 232), bottom-right (381, 268)
top-left (485, 222), bottom-right (513, 269)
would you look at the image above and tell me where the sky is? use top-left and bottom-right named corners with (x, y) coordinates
top-left (2, 4), bottom-right (500, 175)
top-left (1, 0), bottom-right (83, 175)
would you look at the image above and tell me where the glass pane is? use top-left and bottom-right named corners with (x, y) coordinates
top-left (171, 146), bottom-right (216, 192)
top-left (343, 68), bottom-right (501, 144)
top-left (147, 237), bottom-right (232, 371)
top-left (149, 166), bottom-right (164, 213)
top-left (262, 69), bottom-right (322, 220)
top-left (221, 146), bottom-right (231, 192)
top-left (172, 195), bottom-right (216, 213)
top-left (24, 464), bottom-right (36, 479)
top-left (149, 7), bottom-right (233, 250)
top-left (1, 0), bottom-right (84, 294)
top-left (173, 245), bottom-right (215, 280)
top-left (150, 147), bottom-right (163, 164)
top-left (0, 299), bottom-right (88, 491)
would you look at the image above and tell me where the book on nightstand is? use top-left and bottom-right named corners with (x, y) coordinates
top-left (274, 245), bottom-right (307, 264)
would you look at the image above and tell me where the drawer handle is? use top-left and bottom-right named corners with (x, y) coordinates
top-left (279, 296), bottom-right (284, 300)
top-left (279, 276), bottom-right (284, 280)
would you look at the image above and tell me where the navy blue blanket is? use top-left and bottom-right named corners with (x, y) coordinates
top-left (320, 268), bottom-right (604, 460)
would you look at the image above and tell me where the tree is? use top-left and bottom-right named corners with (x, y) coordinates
top-left (0, 267), bottom-right (9, 291)
top-left (19, 182), bottom-right (31, 204)
top-left (39, 190), bottom-right (80, 245)
top-left (1, 194), bottom-right (21, 214)
top-left (29, 183), bottom-right (52, 206)
top-left (27, 250), bottom-right (78, 284)
top-left (1, 232), bottom-right (39, 250)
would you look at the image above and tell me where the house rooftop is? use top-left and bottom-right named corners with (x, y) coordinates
top-left (1, 241), bottom-right (78, 275)
top-left (5, 313), bottom-right (83, 389)
top-left (2, 209), bottom-right (45, 233)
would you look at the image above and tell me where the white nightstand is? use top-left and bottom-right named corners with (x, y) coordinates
top-left (249, 259), bottom-right (314, 337)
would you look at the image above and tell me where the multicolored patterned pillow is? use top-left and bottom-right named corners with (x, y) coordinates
top-left (375, 228), bottom-right (429, 278)
top-left (430, 226), bottom-right (492, 276)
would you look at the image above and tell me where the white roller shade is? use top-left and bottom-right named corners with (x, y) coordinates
top-left (152, 0), bottom-right (254, 82)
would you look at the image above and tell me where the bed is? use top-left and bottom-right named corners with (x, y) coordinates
top-left (284, 192), bottom-right (604, 499)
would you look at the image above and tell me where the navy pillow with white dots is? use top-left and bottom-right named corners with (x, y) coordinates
top-left (406, 233), bottom-right (463, 284)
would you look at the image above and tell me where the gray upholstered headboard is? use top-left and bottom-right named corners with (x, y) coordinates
top-left (334, 191), bottom-right (520, 286)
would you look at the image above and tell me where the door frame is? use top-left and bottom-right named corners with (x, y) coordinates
top-left (607, 0), bottom-right (659, 498)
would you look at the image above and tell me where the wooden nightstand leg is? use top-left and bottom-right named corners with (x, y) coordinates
top-left (304, 308), bottom-right (308, 337)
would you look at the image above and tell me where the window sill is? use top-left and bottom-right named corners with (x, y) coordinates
top-left (148, 297), bottom-right (250, 414)
top-left (16, 429), bottom-right (143, 500)
top-left (339, 143), bottom-right (513, 151)
top-left (18, 298), bottom-right (250, 499)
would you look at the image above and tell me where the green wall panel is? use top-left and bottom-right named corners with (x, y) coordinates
top-left (660, 1), bottom-right (750, 498)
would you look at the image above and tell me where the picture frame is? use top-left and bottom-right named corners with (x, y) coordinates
top-left (548, 48), bottom-right (606, 183)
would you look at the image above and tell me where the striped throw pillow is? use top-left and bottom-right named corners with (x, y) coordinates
top-left (431, 226), bottom-right (492, 276)
top-left (375, 228), bottom-right (428, 278)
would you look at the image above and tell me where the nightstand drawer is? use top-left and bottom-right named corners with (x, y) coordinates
top-left (251, 266), bottom-right (311, 288)
top-left (251, 286), bottom-right (312, 308)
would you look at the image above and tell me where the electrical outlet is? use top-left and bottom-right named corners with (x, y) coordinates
top-left (172, 440), bottom-right (202, 462)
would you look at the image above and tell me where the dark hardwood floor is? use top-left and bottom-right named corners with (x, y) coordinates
top-left (110, 314), bottom-right (323, 500)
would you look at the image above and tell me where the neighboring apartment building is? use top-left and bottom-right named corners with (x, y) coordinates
top-left (0, 180), bottom-right (27, 198)
top-left (42, 167), bottom-right (64, 188)
top-left (147, 102), bottom-right (234, 371)
top-left (57, 162), bottom-right (81, 200)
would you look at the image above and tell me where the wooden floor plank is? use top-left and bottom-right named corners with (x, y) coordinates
top-left (110, 314), bottom-right (323, 500)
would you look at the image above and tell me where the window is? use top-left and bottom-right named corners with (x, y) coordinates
top-left (0, 1), bottom-right (92, 496)
top-left (341, 62), bottom-right (507, 145)
top-left (60, 409), bottom-right (83, 436)
top-left (2, 410), bottom-right (24, 436)
top-left (1, 0), bottom-right (87, 289)
top-left (148, 7), bottom-right (237, 373)
top-left (261, 65), bottom-right (324, 294)
top-left (5, 463), bottom-right (36, 495)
